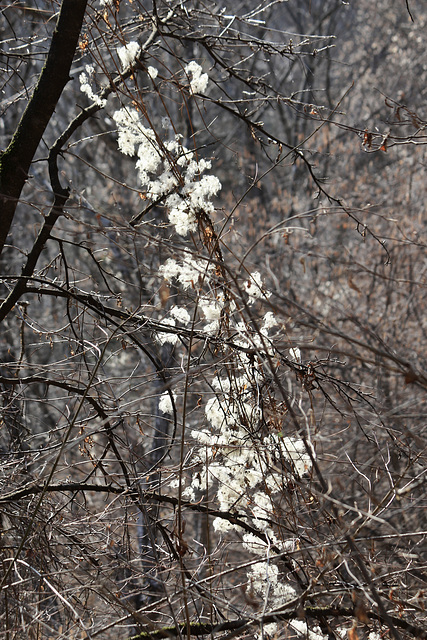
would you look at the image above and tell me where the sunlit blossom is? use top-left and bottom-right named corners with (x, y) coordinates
top-left (117, 41), bottom-right (140, 69)
top-left (158, 391), bottom-right (176, 415)
top-left (185, 60), bottom-right (209, 93)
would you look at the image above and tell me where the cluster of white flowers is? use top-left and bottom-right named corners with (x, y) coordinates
top-left (155, 317), bottom-right (177, 346)
top-left (185, 301), bottom-right (311, 509)
top-left (79, 65), bottom-right (107, 108)
top-left (109, 55), bottom-right (310, 620)
top-left (185, 61), bottom-right (209, 93)
top-left (158, 391), bottom-right (177, 415)
top-left (264, 432), bottom-right (313, 477)
top-left (289, 620), bottom-right (327, 640)
top-left (244, 270), bottom-right (271, 304)
top-left (147, 66), bottom-right (158, 80)
top-left (191, 394), bottom-right (312, 512)
top-left (113, 102), bottom-right (221, 236)
top-left (256, 623), bottom-right (279, 640)
top-left (249, 561), bottom-right (297, 608)
top-left (158, 266), bottom-right (272, 334)
top-left (262, 311), bottom-right (278, 331)
top-left (199, 294), bottom-right (228, 334)
top-left (162, 280), bottom-right (311, 597)
top-left (117, 41), bottom-right (141, 70)
top-left (169, 305), bottom-right (191, 325)
top-left (159, 257), bottom-right (212, 290)
top-left (156, 256), bottom-right (228, 342)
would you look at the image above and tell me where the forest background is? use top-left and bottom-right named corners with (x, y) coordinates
top-left (0, 1), bottom-right (426, 639)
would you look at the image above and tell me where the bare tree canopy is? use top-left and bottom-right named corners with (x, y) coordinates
top-left (0, 1), bottom-right (426, 639)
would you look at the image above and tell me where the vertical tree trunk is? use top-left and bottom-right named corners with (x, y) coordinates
top-left (0, 0), bottom-right (88, 257)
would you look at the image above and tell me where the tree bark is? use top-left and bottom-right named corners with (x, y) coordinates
top-left (0, 0), bottom-right (88, 257)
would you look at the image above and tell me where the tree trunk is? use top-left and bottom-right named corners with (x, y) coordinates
top-left (0, 0), bottom-right (88, 257)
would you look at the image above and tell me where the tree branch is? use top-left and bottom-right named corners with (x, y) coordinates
top-left (124, 605), bottom-right (427, 640)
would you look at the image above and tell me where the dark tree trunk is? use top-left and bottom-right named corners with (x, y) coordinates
top-left (0, 0), bottom-right (88, 257)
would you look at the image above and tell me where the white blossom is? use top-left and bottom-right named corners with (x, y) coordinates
top-left (212, 376), bottom-right (231, 393)
top-left (216, 472), bottom-right (244, 510)
top-left (205, 396), bottom-right (233, 430)
top-left (200, 297), bottom-right (223, 322)
top-left (243, 533), bottom-right (270, 555)
top-left (158, 258), bottom-right (179, 282)
top-left (262, 311), bottom-right (278, 332)
top-left (112, 108), bottom-right (158, 164)
top-left (251, 491), bottom-right (273, 526)
top-left (167, 201), bottom-right (197, 235)
top-left (79, 66), bottom-right (107, 108)
top-left (191, 428), bottom-right (213, 446)
top-left (159, 258), bottom-right (211, 289)
top-left (174, 259), bottom-right (204, 287)
top-left (118, 41), bottom-right (140, 70)
top-left (248, 562), bottom-right (296, 606)
top-left (203, 319), bottom-right (220, 335)
top-left (112, 104), bottom-right (220, 234)
top-left (170, 305), bottom-right (191, 325)
top-left (110, 91), bottom-right (314, 602)
top-left (177, 148), bottom-right (194, 167)
top-left (244, 468), bottom-right (263, 488)
top-left (244, 271), bottom-right (271, 304)
top-left (135, 142), bottom-right (163, 183)
top-left (279, 436), bottom-right (313, 476)
top-left (184, 158), bottom-right (211, 180)
top-left (147, 65), bottom-right (158, 79)
top-left (213, 517), bottom-right (235, 533)
top-left (289, 620), bottom-right (327, 640)
top-left (155, 317), bottom-right (177, 345)
top-left (182, 485), bottom-right (196, 501)
top-left (149, 170), bottom-right (179, 198)
top-left (248, 561), bottom-right (296, 606)
top-left (186, 174), bottom-right (222, 213)
top-left (256, 623), bottom-right (279, 639)
top-left (185, 61), bottom-right (209, 93)
top-left (112, 108), bottom-right (162, 178)
top-left (158, 391), bottom-right (176, 415)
